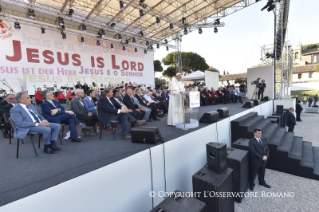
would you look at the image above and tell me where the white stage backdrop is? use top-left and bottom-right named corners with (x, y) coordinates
top-left (0, 20), bottom-right (155, 94)
top-left (205, 71), bottom-right (219, 90)
top-left (247, 66), bottom-right (274, 100)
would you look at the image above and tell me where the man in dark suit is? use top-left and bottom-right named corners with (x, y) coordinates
top-left (161, 89), bottom-right (169, 103)
top-left (70, 89), bottom-right (98, 132)
top-left (97, 87), bottom-right (137, 139)
top-left (135, 88), bottom-right (159, 121)
top-left (10, 92), bottom-right (61, 154)
top-left (258, 79), bottom-right (266, 100)
top-left (123, 88), bottom-right (146, 122)
top-left (82, 82), bottom-right (89, 93)
top-left (41, 90), bottom-right (92, 142)
top-left (286, 107), bottom-right (296, 132)
top-left (295, 100), bottom-right (303, 121)
top-left (75, 81), bottom-right (83, 89)
top-left (3, 94), bottom-right (15, 138)
top-left (199, 87), bottom-right (208, 106)
top-left (249, 128), bottom-right (271, 191)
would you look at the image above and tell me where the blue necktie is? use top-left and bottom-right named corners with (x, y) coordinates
top-left (26, 105), bottom-right (42, 123)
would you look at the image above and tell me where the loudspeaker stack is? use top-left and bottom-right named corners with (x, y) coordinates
top-left (199, 111), bottom-right (219, 123)
top-left (217, 107), bottom-right (229, 118)
top-left (192, 142), bottom-right (234, 212)
top-left (131, 127), bottom-right (163, 144)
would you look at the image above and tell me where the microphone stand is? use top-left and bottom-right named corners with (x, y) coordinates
top-left (0, 78), bottom-right (15, 93)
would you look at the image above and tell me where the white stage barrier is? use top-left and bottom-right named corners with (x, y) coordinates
top-left (0, 101), bottom-right (274, 212)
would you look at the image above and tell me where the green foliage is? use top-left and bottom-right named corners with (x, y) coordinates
top-left (162, 66), bottom-right (176, 79)
top-left (154, 60), bottom-right (163, 72)
top-left (155, 77), bottom-right (162, 88)
top-left (251, 61), bottom-right (273, 68)
top-left (291, 90), bottom-right (319, 100)
top-left (227, 71), bottom-right (229, 75)
top-left (316, 64), bottom-right (319, 72)
top-left (302, 43), bottom-right (319, 51)
top-left (235, 78), bottom-right (247, 84)
top-left (207, 66), bottom-right (220, 73)
top-left (223, 70), bottom-right (226, 75)
top-left (161, 52), bottom-right (209, 73)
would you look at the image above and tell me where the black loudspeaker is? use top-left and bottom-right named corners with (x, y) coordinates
top-left (253, 100), bottom-right (260, 106)
top-left (206, 142), bottom-right (227, 174)
top-left (217, 107), bottom-right (229, 118)
top-left (192, 167), bottom-right (234, 212)
top-left (227, 148), bottom-right (249, 203)
top-left (131, 127), bottom-right (163, 144)
top-left (231, 138), bottom-right (250, 152)
top-left (150, 190), bottom-right (206, 212)
top-left (261, 96), bottom-right (269, 101)
top-left (242, 102), bottom-right (254, 108)
top-left (312, 105), bottom-right (318, 107)
top-left (276, 105), bottom-right (284, 115)
top-left (200, 111), bottom-right (219, 123)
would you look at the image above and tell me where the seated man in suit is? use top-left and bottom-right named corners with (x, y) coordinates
top-left (135, 88), bottom-right (159, 121)
top-left (123, 88), bottom-right (146, 123)
top-left (152, 89), bottom-right (168, 112)
top-left (83, 90), bottom-right (97, 116)
top-left (199, 87), bottom-right (208, 106)
top-left (35, 87), bottom-right (44, 105)
top-left (132, 89), bottom-right (152, 122)
top-left (70, 89), bottom-right (98, 133)
top-left (41, 90), bottom-right (92, 142)
top-left (3, 94), bottom-right (16, 138)
top-left (92, 90), bottom-right (100, 106)
top-left (249, 128), bottom-right (271, 191)
top-left (97, 87), bottom-right (137, 139)
top-left (144, 90), bottom-right (166, 114)
top-left (161, 89), bottom-right (169, 103)
top-left (10, 92), bottom-right (61, 154)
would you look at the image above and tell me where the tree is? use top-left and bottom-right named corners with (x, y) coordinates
top-left (207, 66), bottom-right (220, 74)
top-left (162, 52), bottom-right (209, 74)
top-left (235, 78), bottom-right (247, 84)
top-left (316, 64), bottom-right (319, 72)
top-left (162, 66), bottom-right (176, 79)
top-left (155, 77), bottom-right (163, 88)
top-left (223, 70), bottom-right (226, 75)
top-left (227, 71), bottom-right (229, 75)
top-left (154, 60), bottom-right (163, 72)
top-left (251, 61), bottom-right (273, 68)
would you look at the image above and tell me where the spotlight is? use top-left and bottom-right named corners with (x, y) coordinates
top-left (156, 17), bottom-right (160, 25)
top-left (214, 27), bottom-right (218, 33)
top-left (164, 39), bottom-right (168, 44)
top-left (123, 46), bottom-right (126, 51)
top-left (157, 43), bottom-right (160, 49)
top-left (261, 0), bottom-right (275, 12)
top-left (81, 36), bottom-right (84, 44)
top-left (267, 3), bottom-right (276, 12)
top-left (140, 10), bottom-right (144, 19)
top-left (97, 40), bottom-right (100, 46)
top-left (184, 27), bottom-right (188, 35)
top-left (144, 50), bottom-right (147, 54)
top-left (214, 19), bottom-right (220, 25)
top-left (14, 22), bottom-right (21, 30)
top-left (182, 17), bottom-right (186, 25)
top-left (135, 48), bottom-right (138, 52)
top-left (146, 41), bottom-right (149, 46)
top-left (68, 8), bottom-right (74, 16)
top-left (110, 23), bottom-right (116, 28)
top-left (28, 9), bottom-right (35, 19)
top-left (125, 39), bottom-right (129, 44)
top-left (58, 17), bottom-right (64, 26)
top-left (61, 25), bottom-right (65, 30)
top-left (119, 1), bottom-right (125, 11)
top-left (169, 23), bottom-right (173, 30)
top-left (198, 28), bottom-right (202, 34)
top-left (132, 38), bottom-right (136, 43)
top-left (82, 24), bottom-right (86, 32)
top-left (41, 28), bottom-right (45, 35)
top-left (140, 31), bottom-right (144, 37)
top-left (99, 29), bottom-right (105, 37)
top-left (61, 31), bottom-right (66, 40)
top-left (111, 43), bottom-right (114, 49)
top-left (166, 46), bottom-right (169, 51)
top-left (118, 34), bottom-right (122, 41)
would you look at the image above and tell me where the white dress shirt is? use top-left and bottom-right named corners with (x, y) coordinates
top-left (20, 103), bottom-right (43, 126)
top-left (143, 94), bottom-right (155, 103)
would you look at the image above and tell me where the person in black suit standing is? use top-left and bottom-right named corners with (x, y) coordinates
top-left (295, 100), bottom-right (303, 122)
top-left (286, 107), bottom-right (296, 132)
top-left (258, 80), bottom-right (266, 100)
top-left (249, 128), bottom-right (271, 191)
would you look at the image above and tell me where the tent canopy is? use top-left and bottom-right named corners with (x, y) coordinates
top-left (181, 71), bottom-right (204, 81)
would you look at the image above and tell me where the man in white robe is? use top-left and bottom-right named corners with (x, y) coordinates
top-left (167, 73), bottom-right (185, 126)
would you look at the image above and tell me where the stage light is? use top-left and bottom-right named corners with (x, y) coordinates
top-left (140, 31), bottom-right (144, 37)
top-left (124, 39), bottom-right (128, 44)
top-left (267, 3), bottom-right (276, 12)
top-left (198, 28), bottom-right (202, 34)
top-left (41, 28), bottom-right (45, 35)
top-left (132, 38), bottom-right (136, 43)
top-left (169, 23), bottom-right (173, 30)
top-left (110, 23), bottom-right (116, 28)
top-left (146, 41), bottom-right (149, 46)
top-left (81, 36), bottom-right (84, 43)
top-left (166, 46), bottom-right (169, 51)
top-left (261, 0), bottom-right (275, 12)
top-left (140, 10), bottom-right (144, 19)
top-left (58, 17), bottom-right (64, 26)
top-left (182, 17), bottom-right (186, 25)
top-left (118, 34), bottom-right (122, 41)
top-left (14, 22), bottom-right (21, 30)
top-left (61, 31), bottom-right (66, 40)
top-left (68, 8), bottom-right (74, 16)
top-left (61, 25), bottom-right (65, 30)
top-left (135, 48), bottom-right (138, 52)
top-left (144, 50), bottom-right (147, 54)
top-left (184, 27), bottom-right (188, 35)
top-left (266, 53), bottom-right (270, 58)
top-left (214, 19), bottom-right (220, 25)
top-left (164, 39), bottom-right (167, 44)
top-left (214, 27), bottom-right (218, 33)
top-left (123, 46), bottom-right (126, 51)
top-left (28, 9), bottom-right (35, 19)
top-left (99, 29), bottom-right (105, 37)
top-left (111, 43), bottom-right (114, 49)
top-left (82, 24), bottom-right (86, 32)
top-left (156, 17), bottom-right (160, 25)
top-left (119, 1), bottom-right (125, 11)
top-left (157, 43), bottom-right (160, 49)
top-left (97, 40), bottom-right (100, 46)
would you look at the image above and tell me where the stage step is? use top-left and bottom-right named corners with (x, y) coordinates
top-left (250, 119), bottom-right (272, 132)
top-left (278, 132), bottom-right (294, 152)
top-left (267, 128), bottom-right (286, 145)
top-left (234, 112), bottom-right (258, 123)
top-left (261, 124), bottom-right (278, 141)
top-left (301, 141), bottom-right (313, 168)
top-left (313, 147), bottom-right (319, 175)
top-left (288, 137), bottom-right (303, 160)
top-left (240, 116), bottom-right (264, 129)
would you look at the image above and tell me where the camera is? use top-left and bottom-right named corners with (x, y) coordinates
top-left (251, 78), bottom-right (261, 86)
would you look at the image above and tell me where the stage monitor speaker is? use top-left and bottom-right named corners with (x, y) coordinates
top-left (206, 142), bottom-right (227, 174)
top-left (253, 100), bottom-right (260, 106)
top-left (192, 167), bottom-right (234, 212)
top-left (131, 127), bottom-right (163, 144)
top-left (242, 101), bottom-right (254, 108)
top-left (261, 96), bottom-right (269, 101)
top-left (276, 105), bottom-right (284, 115)
top-left (150, 190), bottom-right (206, 212)
top-left (217, 107), bottom-right (229, 118)
top-left (199, 111), bottom-right (219, 123)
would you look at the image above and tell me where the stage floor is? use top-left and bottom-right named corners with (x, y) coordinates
top-left (0, 102), bottom-right (255, 206)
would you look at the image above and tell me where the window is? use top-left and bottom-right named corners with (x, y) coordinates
top-left (298, 74), bottom-right (302, 79)
top-left (295, 52), bottom-right (299, 59)
top-left (309, 72), bottom-right (313, 78)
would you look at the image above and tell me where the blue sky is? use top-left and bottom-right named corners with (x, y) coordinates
top-left (154, 0), bottom-right (319, 75)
